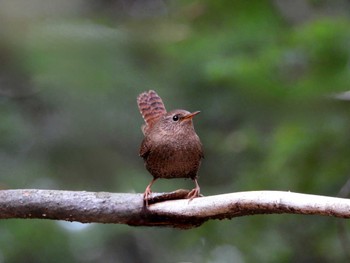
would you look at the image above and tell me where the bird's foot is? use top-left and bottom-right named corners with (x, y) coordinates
top-left (186, 187), bottom-right (200, 202)
top-left (186, 178), bottom-right (201, 202)
top-left (143, 186), bottom-right (153, 207)
top-left (143, 178), bottom-right (157, 207)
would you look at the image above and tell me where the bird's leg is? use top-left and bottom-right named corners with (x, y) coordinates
top-left (143, 178), bottom-right (157, 206)
top-left (186, 177), bottom-right (200, 201)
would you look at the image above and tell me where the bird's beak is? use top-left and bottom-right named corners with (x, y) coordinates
top-left (183, 111), bottom-right (200, 120)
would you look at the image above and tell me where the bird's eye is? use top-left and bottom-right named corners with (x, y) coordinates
top-left (172, 115), bottom-right (179, 121)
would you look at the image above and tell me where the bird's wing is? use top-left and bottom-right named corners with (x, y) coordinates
top-left (137, 90), bottom-right (166, 134)
top-left (139, 136), bottom-right (151, 158)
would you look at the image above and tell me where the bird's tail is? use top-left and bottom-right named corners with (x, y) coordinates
top-left (137, 90), bottom-right (166, 134)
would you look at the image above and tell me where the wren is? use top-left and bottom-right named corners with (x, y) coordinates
top-left (137, 90), bottom-right (203, 206)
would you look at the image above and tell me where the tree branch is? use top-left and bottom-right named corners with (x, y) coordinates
top-left (0, 189), bottom-right (349, 229)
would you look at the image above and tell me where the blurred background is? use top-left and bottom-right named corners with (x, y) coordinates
top-left (1, 0), bottom-right (350, 262)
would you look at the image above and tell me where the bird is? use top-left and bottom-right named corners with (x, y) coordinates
top-left (137, 90), bottom-right (203, 206)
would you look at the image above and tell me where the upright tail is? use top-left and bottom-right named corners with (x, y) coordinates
top-left (137, 90), bottom-right (166, 134)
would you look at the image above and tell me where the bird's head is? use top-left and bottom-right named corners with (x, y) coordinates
top-left (158, 109), bottom-right (200, 134)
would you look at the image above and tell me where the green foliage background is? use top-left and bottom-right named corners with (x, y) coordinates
top-left (1, 0), bottom-right (350, 262)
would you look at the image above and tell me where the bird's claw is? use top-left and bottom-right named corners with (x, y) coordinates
top-left (186, 187), bottom-right (200, 201)
top-left (143, 187), bottom-right (153, 207)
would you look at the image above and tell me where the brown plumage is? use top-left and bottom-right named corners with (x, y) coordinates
top-left (137, 90), bottom-right (167, 135)
top-left (137, 90), bottom-right (203, 206)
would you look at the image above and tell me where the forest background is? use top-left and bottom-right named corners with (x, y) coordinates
top-left (1, 0), bottom-right (350, 262)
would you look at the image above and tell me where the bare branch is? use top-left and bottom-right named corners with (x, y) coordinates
top-left (0, 189), bottom-right (349, 229)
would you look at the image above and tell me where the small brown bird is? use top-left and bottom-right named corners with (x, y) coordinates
top-left (137, 90), bottom-right (203, 205)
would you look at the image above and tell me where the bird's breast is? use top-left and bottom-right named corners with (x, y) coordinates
top-left (144, 134), bottom-right (202, 179)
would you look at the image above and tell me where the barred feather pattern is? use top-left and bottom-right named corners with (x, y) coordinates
top-left (137, 90), bottom-right (167, 134)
